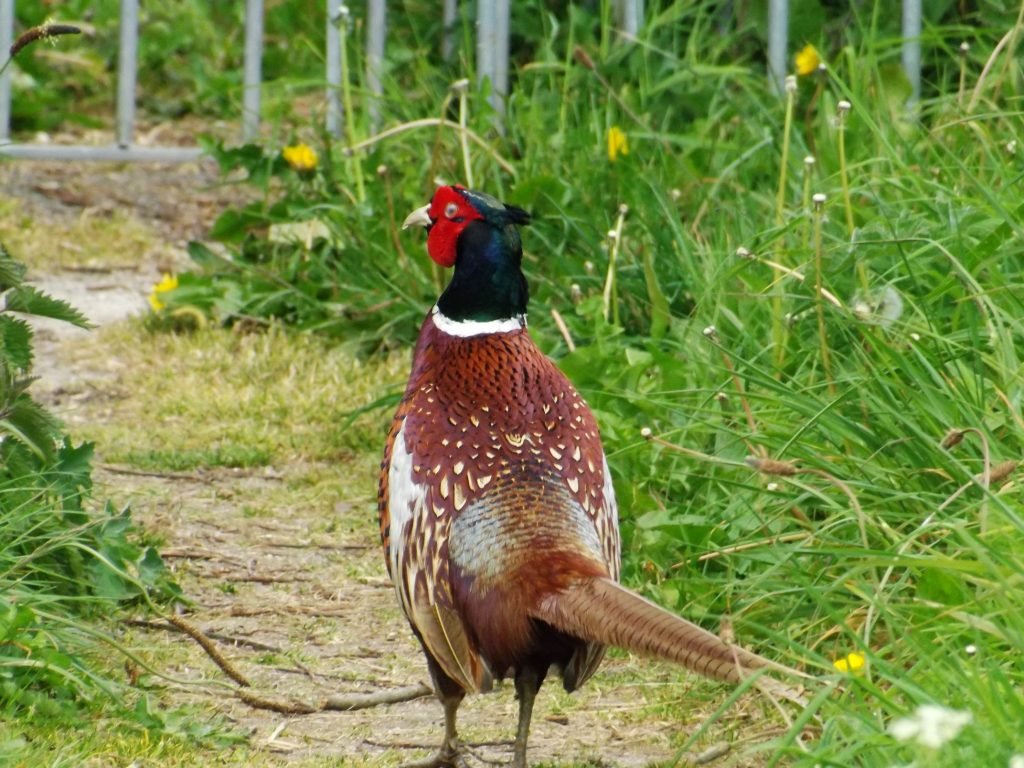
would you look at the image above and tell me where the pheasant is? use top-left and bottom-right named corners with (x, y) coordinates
top-left (379, 185), bottom-right (802, 767)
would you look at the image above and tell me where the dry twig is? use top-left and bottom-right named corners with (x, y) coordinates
top-left (165, 613), bottom-right (251, 687)
top-left (237, 682), bottom-right (433, 715)
top-left (127, 618), bottom-right (281, 653)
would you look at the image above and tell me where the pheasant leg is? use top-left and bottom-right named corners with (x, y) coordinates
top-left (511, 668), bottom-right (540, 768)
top-left (402, 693), bottom-right (468, 768)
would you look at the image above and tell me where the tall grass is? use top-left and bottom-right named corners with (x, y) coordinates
top-left (59, 0), bottom-right (1024, 763)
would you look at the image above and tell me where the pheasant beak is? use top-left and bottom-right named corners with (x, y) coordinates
top-left (402, 204), bottom-right (432, 230)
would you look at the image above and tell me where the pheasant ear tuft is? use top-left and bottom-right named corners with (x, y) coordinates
top-left (505, 205), bottom-right (531, 226)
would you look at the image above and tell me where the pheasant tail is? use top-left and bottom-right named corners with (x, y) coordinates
top-left (532, 577), bottom-right (800, 685)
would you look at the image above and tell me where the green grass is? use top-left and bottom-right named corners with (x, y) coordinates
top-left (5, 0), bottom-right (1024, 765)
top-left (72, 323), bottom-right (406, 469)
top-left (0, 197), bottom-right (156, 272)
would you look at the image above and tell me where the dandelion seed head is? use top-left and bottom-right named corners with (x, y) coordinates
top-left (736, 246), bottom-right (752, 259)
top-left (702, 325), bottom-right (717, 338)
top-left (1007, 140), bottom-right (1017, 155)
top-left (804, 155), bottom-right (816, 167)
top-left (607, 230), bottom-right (618, 241)
top-left (959, 41), bottom-right (971, 55)
top-left (850, 286), bottom-right (904, 328)
top-left (640, 427), bottom-right (653, 439)
top-left (889, 704), bottom-right (972, 749)
top-left (965, 644), bottom-right (977, 656)
top-left (766, 482), bottom-right (779, 492)
top-left (784, 75), bottom-right (797, 93)
top-left (837, 100), bottom-right (852, 114)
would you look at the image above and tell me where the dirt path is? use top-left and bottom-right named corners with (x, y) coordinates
top-left (1, 161), bottom-right (755, 767)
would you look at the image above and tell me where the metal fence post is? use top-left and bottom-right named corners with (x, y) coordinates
top-left (0, 0), bottom-right (13, 143)
top-left (476, 0), bottom-right (494, 100)
top-left (243, 0), bottom-right (263, 141)
top-left (614, 0), bottom-right (643, 37)
top-left (767, 0), bottom-right (788, 93)
top-left (366, 0), bottom-right (386, 131)
top-left (442, 0), bottom-right (457, 61)
top-left (493, 0), bottom-right (509, 113)
top-left (902, 0), bottom-right (922, 104)
top-left (116, 0), bottom-right (139, 148)
top-left (325, 1), bottom-right (342, 137)
top-left (477, 0), bottom-right (508, 120)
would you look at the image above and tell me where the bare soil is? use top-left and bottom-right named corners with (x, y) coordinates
top-left (0, 160), bottom-right (758, 767)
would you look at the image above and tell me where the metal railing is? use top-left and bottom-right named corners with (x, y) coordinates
top-left (0, 0), bottom-right (920, 163)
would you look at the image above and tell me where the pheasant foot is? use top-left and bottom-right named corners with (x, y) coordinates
top-left (400, 740), bottom-right (470, 768)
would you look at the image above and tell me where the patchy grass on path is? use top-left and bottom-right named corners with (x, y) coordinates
top-left (64, 322), bottom-right (407, 469)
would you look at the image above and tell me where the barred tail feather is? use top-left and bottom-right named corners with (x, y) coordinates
top-left (532, 577), bottom-right (800, 684)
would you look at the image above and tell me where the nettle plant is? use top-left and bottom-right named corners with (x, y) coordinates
top-left (0, 246), bottom-right (90, 464)
top-left (0, 243), bottom-right (180, 716)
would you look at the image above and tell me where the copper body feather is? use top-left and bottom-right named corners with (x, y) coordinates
top-left (378, 314), bottom-right (620, 693)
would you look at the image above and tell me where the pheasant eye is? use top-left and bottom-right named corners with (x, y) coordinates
top-left (444, 202), bottom-right (459, 219)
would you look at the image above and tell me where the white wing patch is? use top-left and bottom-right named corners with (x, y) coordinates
top-left (600, 454), bottom-right (621, 581)
top-left (387, 421), bottom-right (428, 614)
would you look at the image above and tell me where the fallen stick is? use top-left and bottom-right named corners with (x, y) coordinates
top-left (165, 613), bottom-right (251, 687)
top-left (127, 618), bottom-right (282, 653)
top-left (237, 682), bottom-right (433, 715)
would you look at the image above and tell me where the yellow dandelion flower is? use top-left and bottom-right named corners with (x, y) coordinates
top-left (795, 44), bottom-right (822, 76)
top-left (607, 125), bottom-right (629, 163)
top-left (833, 651), bottom-right (866, 674)
top-left (148, 273), bottom-right (178, 312)
top-left (283, 143), bottom-right (318, 172)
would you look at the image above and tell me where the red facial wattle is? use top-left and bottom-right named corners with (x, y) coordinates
top-left (424, 186), bottom-right (483, 268)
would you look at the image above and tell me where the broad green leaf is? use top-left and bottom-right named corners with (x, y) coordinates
top-left (3, 287), bottom-right (91, 329)
top-left (0, 316), bottom-right (34, 371)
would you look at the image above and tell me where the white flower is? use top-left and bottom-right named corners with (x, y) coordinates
top-left (889, 704), bottom-right (972, 749)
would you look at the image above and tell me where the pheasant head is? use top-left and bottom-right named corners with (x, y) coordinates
top-left (403, 185), bottom-right (532, 324)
